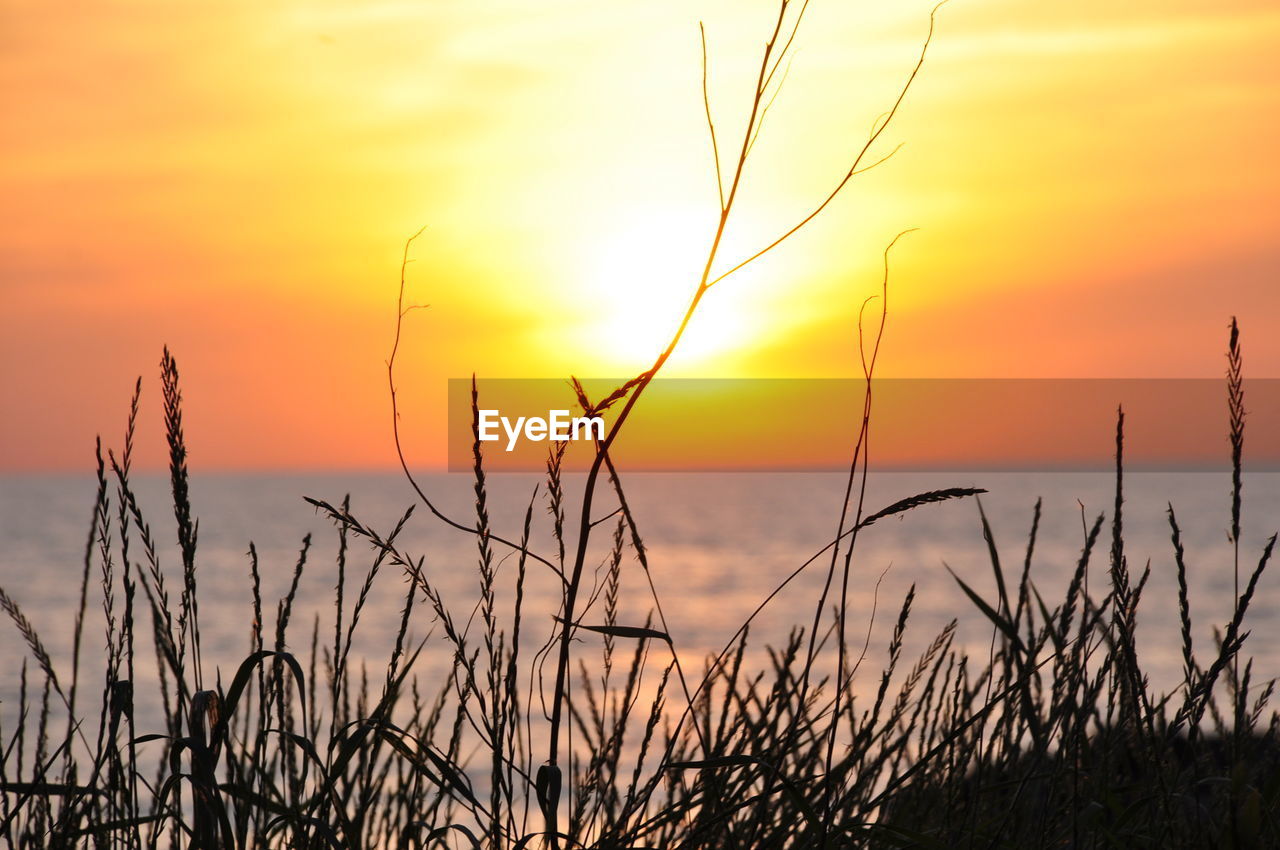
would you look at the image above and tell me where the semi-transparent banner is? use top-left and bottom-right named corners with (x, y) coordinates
top-left (446, 378), bottom-right (1280, 472)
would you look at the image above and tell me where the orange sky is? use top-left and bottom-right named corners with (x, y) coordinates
top-left (2, 0), bottom-right (1277, 471)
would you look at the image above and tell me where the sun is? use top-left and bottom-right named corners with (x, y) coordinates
top-left (573, 212), bottom-right (757, 372)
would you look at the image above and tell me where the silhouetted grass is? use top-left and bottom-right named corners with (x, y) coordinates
top-left (1, 321), bottom-right (1277, 849)
top-left (4, 0), bottom-right (1278, 845)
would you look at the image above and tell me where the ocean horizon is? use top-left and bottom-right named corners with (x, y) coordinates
top-left (4, 469), bottom-right (1277, 734)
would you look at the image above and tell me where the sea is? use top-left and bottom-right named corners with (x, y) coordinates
top-left (2, 471), bottom-right (1279, 733)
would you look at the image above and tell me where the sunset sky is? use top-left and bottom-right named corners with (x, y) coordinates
top-left (2, 0), bottom-right (1277, 471)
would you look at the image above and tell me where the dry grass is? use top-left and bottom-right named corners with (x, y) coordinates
top-left (4, 2), bottom-right (1278, 847)
top-left (2, 327), bottom-right (1277, 849)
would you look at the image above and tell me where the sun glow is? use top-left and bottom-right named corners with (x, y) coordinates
top-left (5, 0), bottom-right (1278, 471)
top-left (575, 213), bottom-right (759, 371)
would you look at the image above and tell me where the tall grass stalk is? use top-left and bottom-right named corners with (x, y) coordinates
top-left (3, 4), bottom-right (1279, 849)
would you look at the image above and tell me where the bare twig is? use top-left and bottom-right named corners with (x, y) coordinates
top-left (386, 228), bottom-right (566, 584)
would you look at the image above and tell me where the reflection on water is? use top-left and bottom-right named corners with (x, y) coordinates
top-left (2, 471), bottom-right (1278, 730)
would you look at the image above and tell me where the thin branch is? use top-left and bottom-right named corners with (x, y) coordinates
top-left (588, 506), bottom-right (624, 529)
top-left (700, 22), bottom-right (725, 211)
top-left (706, 2), bottom-right (945, 290)
top-left (386, 228), bottom-right (566, 585)
top-left (745, 53), bottom-right (795, 160)
top-left (541, 3), bottom-right (801, 830)
top-left (762, 0), bottom-right (811, 95)
top-left (539, 5), bottom-right (944, 841)
top-left (822, 228), bottom-right (913, 831)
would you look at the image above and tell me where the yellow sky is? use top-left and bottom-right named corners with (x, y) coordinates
top-left (2, 0), bottom-right (1277, 470)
